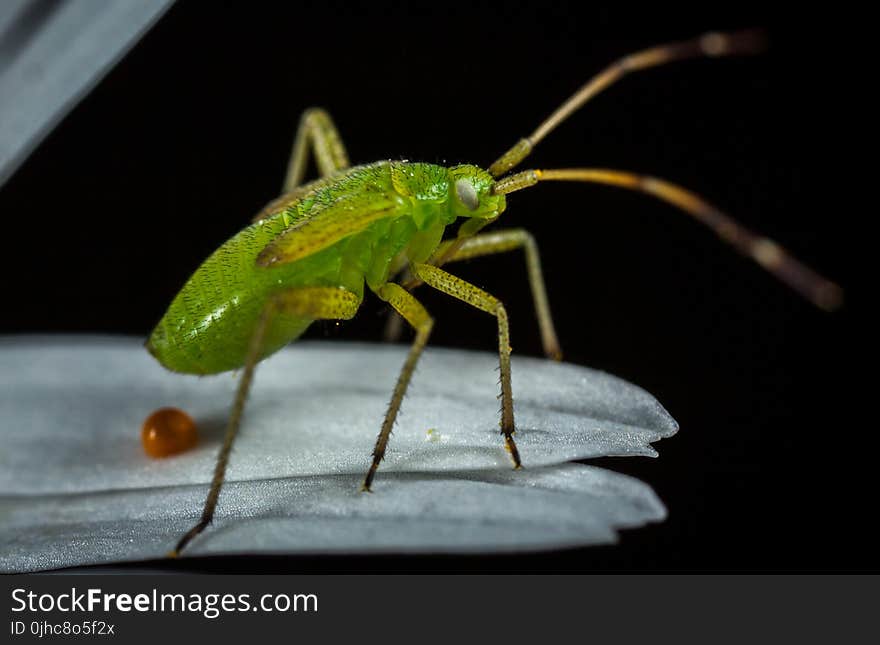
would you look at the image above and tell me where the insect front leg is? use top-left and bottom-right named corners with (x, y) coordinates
top-left (382, 219), bottom-right (492, 345)
top-left (171, 286), bottom-right (360, 557)
top-left (363, 283), bottom-right (434, 491)
top-left (428, 228), bottom-right (561, 360)
top-left (410, 263), bottom-right (521, 468)
top-left (386, 229), bottom-right (562, 360)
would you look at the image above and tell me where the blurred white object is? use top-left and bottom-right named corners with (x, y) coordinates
top-left (0, 0), bottom-right (174, 186)
top-left (0, 336), bottom-right (677, 571)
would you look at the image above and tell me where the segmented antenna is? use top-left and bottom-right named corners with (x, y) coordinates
top-left (492, 168), bottom-right (842, 311)
top-left (488, 29), bottom-right (766, 177)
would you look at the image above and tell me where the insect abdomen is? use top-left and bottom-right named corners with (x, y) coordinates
top-left (147, 161), bottom-right (456, 374)
top-left (147, 216), bottom-right (348, 375)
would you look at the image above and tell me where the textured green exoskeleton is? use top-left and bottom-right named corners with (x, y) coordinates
top-left (147, 162), bottom-right (502, 374)
top-left (151, 30), bottom-right (842, 556)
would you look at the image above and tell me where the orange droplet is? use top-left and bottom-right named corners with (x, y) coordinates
top-left (141, 407), bottom-right (198, 458)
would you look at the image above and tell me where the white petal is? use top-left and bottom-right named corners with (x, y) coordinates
top-left (0, 336), bottom-right (676, 572)
top-left (1, 464), bottom-right (665, 572)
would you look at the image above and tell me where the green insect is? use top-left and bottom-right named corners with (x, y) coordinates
top-left (147, 30), bottom-right (842, 556)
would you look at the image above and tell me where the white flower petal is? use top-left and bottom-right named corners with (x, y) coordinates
top-left (1, 464), bottom-right (665, 572)
top-left (0, 336), bottom-right (677, 572)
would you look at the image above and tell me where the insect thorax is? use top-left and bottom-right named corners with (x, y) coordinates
top-left (389, 161), bottom-right (505, 224)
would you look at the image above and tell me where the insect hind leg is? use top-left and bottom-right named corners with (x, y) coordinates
top-left (170, 286), bottom-right (360, 557)
top-left (282, 108), bottom-right (350, 192)
top-left (252, 109), bottom-right (353, 222)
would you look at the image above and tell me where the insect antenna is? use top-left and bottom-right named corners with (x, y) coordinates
top-left (492, 168), bottom-right (843, 311)
top-left (488, 29), bottom-right (766, 177)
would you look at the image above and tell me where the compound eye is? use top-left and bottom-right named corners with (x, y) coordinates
top-left (455, 179), bottom-right (479, 211)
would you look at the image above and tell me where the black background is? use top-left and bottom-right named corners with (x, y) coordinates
top-left (0, 2), bottom-right (863, 571)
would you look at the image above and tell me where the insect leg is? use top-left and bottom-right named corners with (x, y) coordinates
top-left (381, 301), bottom-right (407, 344)
top-left (387, 226), bottom-right (561, 361)
top-left (380, 268), bottom-right (410, 344)
top-left (410, 263), bottom-right (521, 468)
top-left (282, 108), bottom-right (350, 192)
top-left (171, 286), bottom-right (360, 556)
top-left (429, 229), bottom-right (561, 360)
top-left (383, 219), bottom-right (493, 343)
top-left (252, 110), bottom-right (353, 222)
top-left (363, 283), bottom-right (434, 491)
